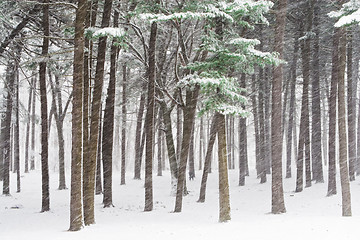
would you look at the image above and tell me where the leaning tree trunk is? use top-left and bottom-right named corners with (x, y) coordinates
top-left (198, 113), bottom-right (219, 203)
top-left (84, 0), bottom-right (112, 225)
top-left (271, 0), bottom-right (287, 214)
top-left (39, 0), bottom-right (50, 212)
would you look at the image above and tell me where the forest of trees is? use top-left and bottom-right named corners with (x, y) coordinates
top-left (0, 0), bottom-right (359, 231)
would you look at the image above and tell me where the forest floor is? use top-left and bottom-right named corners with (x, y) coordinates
top-left (1, 168), bottom-right (360, 240)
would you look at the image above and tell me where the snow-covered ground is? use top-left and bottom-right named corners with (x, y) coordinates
top-left (1, 169), bottom-right (359, 240)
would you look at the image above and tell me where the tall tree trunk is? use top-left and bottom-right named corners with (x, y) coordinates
top-left (121, 64), bottom-right (127, 185)
top-left (134, 84), bottom-right (146, 179)
top-left (96, 111), bottom-right (102, 195)
top-left (258, 64), bottom-right (267, 183)
top-left (311, 0), bottom-right (324, 183)
top-left (271, 0), bottom-right (287, 214)
top-left (84, 0), bottom-right (112, 225)
top-left (30, 76), bottom-right (36, 170)
top-left (69, 0), bottom-right (86, 231)
top-left (239, 73), bottom-right (247, 186)
top-left (39, 0), bottom-right (50, 212)
top-left (174, 87), bottom-right (199, 212)
top-left (144, 20), bottom-right (158, 212)
top-left (346, 27), bottom-right (356, 182)
top-left (338, 27), bottom-right (352, 217)
top-left (188, 120), bottom-right (195, 180)
top-left (2, 61), bottom-right (15, 195)
top-left (286, 26), bottom-right (300, 179)
top-left (157, 109), bottom-right (163, 177)
top-left (251, 74), bottom-right (261, 178)
top-left (199, 116), bottom-right (204, 171)
top-left (102, 9), bottom-right (119, 207)
top-left (198, 113), bottom-right (219, 203)
top-left (327, 27), bottom-right (340, 197)
top-left (14, 42), bottom-right (21, 193)
top-left (264, 67), bottom-right (272, 174)
top-left (24, 76), bottom-right (34, 173)
top-left (217, 112), bottom-right (231, 222)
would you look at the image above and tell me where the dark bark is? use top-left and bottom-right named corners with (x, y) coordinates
top-left (39, 0), bottom-right (50, 212)
top-left (14, 43), bottom-right (21, 193)
top-left (0, 6), bottom-right (40, 56)
top-left (102, 9), bottom-right (119, 207)
top-left (271, 0), bottom-right (287, 214)
top-left (144, 20), bottom-right (158, 212)
top-left (96, 111), bottom-right (102, 195)
top-left (157, 109), bottom-right (163, 177)
top-left (2, 61), bottom-right (16, 195)
top-left (174, 87), bottom-right (199, 212)
top-left (188, 120), bottom-right (195, 180)
top-left (69, 0), bottom-right (86, 232)
top-left (121, 63), bottom-right (127, 185)
top-left (258, 64), bottom-right (267, 183)
top-left (251, 74), bottom-right (261, 178)
top-left (239, 73), bottom-right (247, 186)
top-left (84, 0), bottom-right (112, 225)
top-left (199, 116), bottom-right (204, 171)
top-left (198, 113), bottom-right (219, 203)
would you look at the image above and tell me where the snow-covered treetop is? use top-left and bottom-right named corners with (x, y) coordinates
top-left (139, 0), bottom-right (274, 27)
top-left (328, 0), bottom-right (360, 27)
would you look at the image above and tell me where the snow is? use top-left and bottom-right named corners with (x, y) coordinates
top-left (1, 168), bottom-right (360, 240)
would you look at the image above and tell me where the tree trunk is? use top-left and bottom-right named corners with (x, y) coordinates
top-left (102, 9), bottom-right (119, 207)
top-left (121, 63), bottom-right (127, 185)
top-left (311, 0), bottom-right (324, 183)
top-left (217, 112), bottom-right (231, 222)
top-left (69, 0), bottom-right (86, 231)
top-left (96, 111), bottom-right (102, 195)
top-left (39, 0), bottom-right (50, 212)
top-left (14, 42), bottom-right (21, 193)
top-left (271, 0), bottom-right (287, 214)
top-left (239, 73), bottom-right (247, 186)
top-left (199, 116), bottom-right (204, 171)
top-left (346, 27), bottom-right (356, 182)
top-left (134, 84), bottom-right (146, 180)
top-left (327, 27), bottom-right (340, 197)
top-left (188, 120), bottom-right (195, 180)
top-left (157, 109), bottom-right (163, 177)
top-left (30, 75), bottom-right (36, 171)
top-left (286, 26), bottom-right (300, 179)
top-left (251, 74), bottom-right (261, 178)
top-left (144, 20), bottom-right (158, 212)
top-left (2, 61), bottom-right (15, 195)
top-left (174, 87), bottom-right (199, 212)
top-left (198, 113), bottom-right (219, 203)
top-left (338, 27), bottom-right (352, 217)
top-left (84, 0), bottom-right (112, 225)
top-left (24, 76), bottom-right (34, 174)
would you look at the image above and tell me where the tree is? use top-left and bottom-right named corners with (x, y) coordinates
top-left (69, 0), bottom-right (87, 231)
top-left (83, 0), bottom-right (112, 225)
top-left (271, 0), bottom-right (287, 214)
top-left (39, 0), bottom-right (50, 212)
